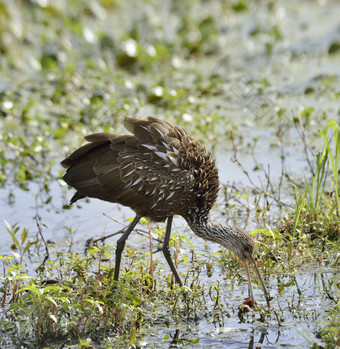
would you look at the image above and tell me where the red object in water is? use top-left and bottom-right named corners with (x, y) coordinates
top-left (243, 299), bottom-right (252, 305)
top-left (239, 298), bottom-right (257, 312)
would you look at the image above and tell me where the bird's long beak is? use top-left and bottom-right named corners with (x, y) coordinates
top-left (239, 256), bottom-right (270, 308)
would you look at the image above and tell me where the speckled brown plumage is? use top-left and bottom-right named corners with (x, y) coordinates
top-left (61, 117), bottom-right (219, 222)
top-left (61, 117), bottom-right (270, 307)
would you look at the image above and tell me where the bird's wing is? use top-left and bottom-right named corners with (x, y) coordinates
top-left (61, 134), bottom-right (136, 205)
top-left (93, 117), bottom-right (193, 212)
top-left (61, 117), bottom-right (193, 218)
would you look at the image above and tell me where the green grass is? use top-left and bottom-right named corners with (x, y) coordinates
top-left (290, 120), bottom-right (340, 242)
top-left (0, 244), bottom-right (149, 346)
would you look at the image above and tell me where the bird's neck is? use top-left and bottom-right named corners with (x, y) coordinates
top-left (185, 211), bottom-right (222, 242)
top-left (185, 210), bottom-right (240, 252)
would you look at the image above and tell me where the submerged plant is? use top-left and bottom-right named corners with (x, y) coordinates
top-left (319, 301), bottom-right (340, 348)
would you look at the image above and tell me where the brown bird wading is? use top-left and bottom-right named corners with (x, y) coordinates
top-left (61, 117), bottom-right (270, 307)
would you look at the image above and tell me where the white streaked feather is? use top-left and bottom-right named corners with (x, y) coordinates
top-left (142, 144), bottom-right (157, 151)
top-left (121, 163), bottom-right (132, 170)
top-left (123, 170), bottom-right (134, 178)
top-left (161, 141), bottom-right (170, 150)
top-left (155, 151), bottom-right (168, 160)
top-left (150, 202), bottom-right (157, 209)
top-left (166, 191), bottom-right (175, 200)
top-left (153, 126), bottom-right (165, 137)
top-left (132, 178), bottom-right (142, 186)
top-left (120, 155), bottom-right (133, 160)
top-left (172, 146), bottom-right (178, 155)
top-left (169, 156), bottom-right (179, 167)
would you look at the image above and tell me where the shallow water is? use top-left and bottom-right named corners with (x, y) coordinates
top-left (2, 182), bottom-right (338, 348)
top-left (121, 256), bottom-right (339, 348)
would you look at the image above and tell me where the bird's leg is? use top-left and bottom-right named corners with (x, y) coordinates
top-left (114, 215), bottom-right (142, 282)
top-left (162, 216), bottom-right (184, 287)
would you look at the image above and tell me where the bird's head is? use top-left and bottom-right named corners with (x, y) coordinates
top-left (218, 225), bottom-right (270, 308)
top-left (188, 219), bottom-right (270, 308)
top-left (226, 227), bottom-right (255, 260)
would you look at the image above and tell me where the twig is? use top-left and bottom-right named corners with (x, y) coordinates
top-left (295, 114), bottom-right (315, 176)
top-left (231, 133), bottom-right (289, 207)
top-left (35, 217), bottom-right (49, 271)
top-left (87, 214), bottom-right (160, 246)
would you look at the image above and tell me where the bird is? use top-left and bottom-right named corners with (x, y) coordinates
top-left (61, 116), bottom-right (270, 308)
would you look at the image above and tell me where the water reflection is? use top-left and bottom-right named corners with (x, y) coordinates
top-left (248, 330), bottom-right (268, 349)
